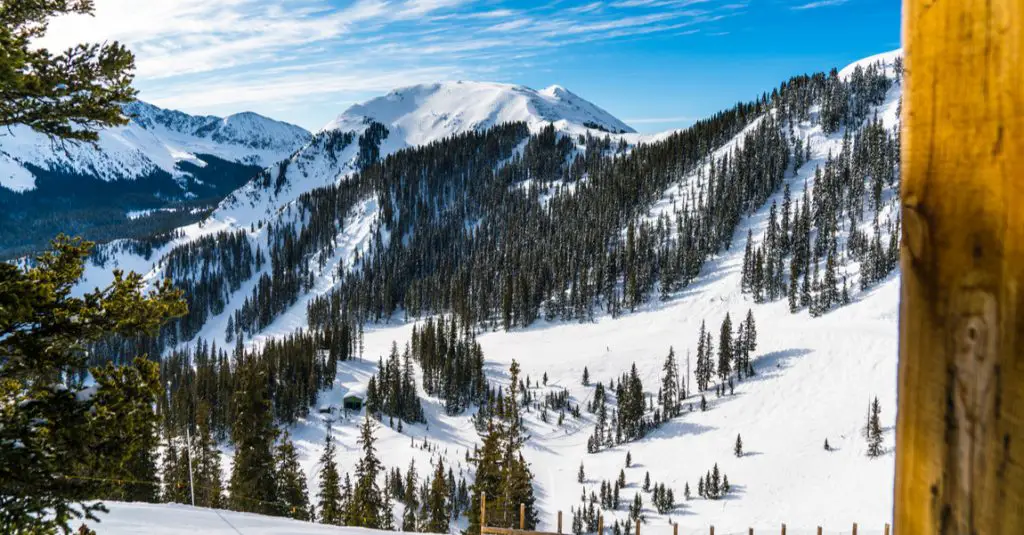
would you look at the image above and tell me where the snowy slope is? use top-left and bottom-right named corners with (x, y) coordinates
top-left (111, 81), bottom-right (635, 322)
top-left (0, 101), bottom-right (310, 192)
top-left (326, 82), bottom-right (635, 145)
top-left (73, 52), bottom-right (902, 535)
top-left (211, 81), bottom-right (634, 229)
top-left (305, 51), bottom-right (903, 534)
top-left (95, 502), bottom-right (442, 535)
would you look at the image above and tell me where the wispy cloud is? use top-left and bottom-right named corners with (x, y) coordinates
top-left (624, 115), bottom-right (698, 124)
top-left (565, 2), bottom-right (604, 14)
top-left (34, 0), bottom-right (752, 126)
top-left (791, 0), bottom-right (849, 10)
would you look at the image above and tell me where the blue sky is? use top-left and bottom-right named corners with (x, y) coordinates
top-left (42, 0), bottom-right (901, 133)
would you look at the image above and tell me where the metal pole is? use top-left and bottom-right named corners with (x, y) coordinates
top-left (185, 427), bottom-right (195, 507)
top-left (686, 350), bottom-right (691, 396)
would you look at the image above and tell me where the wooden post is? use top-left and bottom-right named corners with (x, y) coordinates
top-left (780, 523), bottom-right (785, 535)
top-left (598, 515), bottom-right (603, 535)
top-left (480, 495), bottom-right (487, 530)
top-left (884, 523), bottom-right (890, 535)
top-left (898, 1), bottom-right (1024, 534)
top-left (709, 526), bottom-right (714, 535)
top-left (558, 511), bottom-right (563, 534)
top-left (816, 528), bottom-right (821, 535)
top-left (674, 523), bottom-right (678, 535)
top-left (635, 518), bottom-right (640, 535)
top-left (852, 522), bottom-right (857, 535)
top-left (520, 503), bottom-right (525, 530)
top-left (749, 529), bottom-right (753, 535)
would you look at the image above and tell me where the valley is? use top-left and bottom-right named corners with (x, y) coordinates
top-left (3, 40), bottom-right (903, 535)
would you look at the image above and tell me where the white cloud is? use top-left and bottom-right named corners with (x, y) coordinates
top-left (624, 115), bottom-right (697, 124)
top-left (33, 0), bottom-right (749, 123)
top-left (791, 0), bottom-right (849, 10)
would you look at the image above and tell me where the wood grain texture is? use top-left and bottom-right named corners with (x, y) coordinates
top-left (897, 0), bottom-right (1024, 533)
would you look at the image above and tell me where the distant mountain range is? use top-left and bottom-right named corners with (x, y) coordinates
top-left (0, 102), bottom-right (311, 258)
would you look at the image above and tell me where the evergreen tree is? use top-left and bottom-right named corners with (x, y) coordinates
top-left (317, 433), bottom-right (344, 525)
top-left (468, 361), bottom-right (537, 534)
top-left (349, 415), bottom-right (384, 528)
top-left (276, 431), bottom-right (311, 521)
top-left (382, 489), bottom-right (395, 530)
top-left (734, 434), bottom-right (743, 458)
top-left (718, 313), bottom-right (733, 381)
top-left (192, 404), bottom-right (225, 509)
top-left (695, 324), bottom-right (715, 392)
top-left (161, 434), bottom-right (190, 505)
top-left (0, 237), bottom-right (184, 533)
top-left (427, 459), bottom-right (450, 533)
top-left (660, 347), bottom-right (681, 418)
top-left (228, 359), bottom-right (280, 515)
top-left (81, 358), bottom-right (162, 503)
top-left (709, 465), bottom-right (720, 498)
top-left (578, 463), bottom-right (585, 484)
top-left (867, 397), bottom-right (884, 458)
top-left (402, 460), bottom-right (419, 531)
top-left (341, 474), bottom-right (354, 523)
top-left (1, 0), bottom-right (137, 142)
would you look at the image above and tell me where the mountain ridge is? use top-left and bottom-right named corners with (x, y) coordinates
top-left (325, 80), bottom-right (634, 141)
top-left (0, 101), bottom-right (312, 258)
top-left (210, 80), bottom-right (634, 229)
top-left (0, 101), bottom-right (311, 193)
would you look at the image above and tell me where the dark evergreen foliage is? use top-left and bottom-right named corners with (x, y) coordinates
top-left (409, 316), bottom-right (486, 415)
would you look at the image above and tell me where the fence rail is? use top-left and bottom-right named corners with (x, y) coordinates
top-left (479, 495), bottom-right (891, 535)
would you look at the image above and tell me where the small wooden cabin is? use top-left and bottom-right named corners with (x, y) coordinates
top-left (343, 394), bottom-right (363, 411)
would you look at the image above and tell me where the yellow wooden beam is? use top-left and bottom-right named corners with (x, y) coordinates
top-left (897, 0), bottom-right (1024, 532)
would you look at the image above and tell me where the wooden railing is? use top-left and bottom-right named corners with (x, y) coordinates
top-left (479, 495), bottom-right (890, 535)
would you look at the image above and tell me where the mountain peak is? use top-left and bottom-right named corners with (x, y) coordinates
top-left (324, 80), bottom-right (634, 146)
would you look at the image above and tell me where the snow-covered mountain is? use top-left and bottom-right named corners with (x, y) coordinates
top-left (212, 81), bottom-right (633, 227)
top-left (0, 101), bottom-right (311, 258)
top-left (326, 81), bottom-right (635, 144)
top-left (268, 50), bottom-right (901, 533)
top-left (65, 52), bottom-right (904, 534)
top-left (0, 101), bottom-right (311, 193)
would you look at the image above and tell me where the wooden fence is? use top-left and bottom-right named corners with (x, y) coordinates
top-left (479, 496), bottom-right (890, 535)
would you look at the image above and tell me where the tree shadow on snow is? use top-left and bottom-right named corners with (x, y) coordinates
top-left (645, 420), bottom-right (717, 443)
top-left (720, 482), bottom-right (747, 501)
top-left (742, 347), bottom-right (814, 384)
